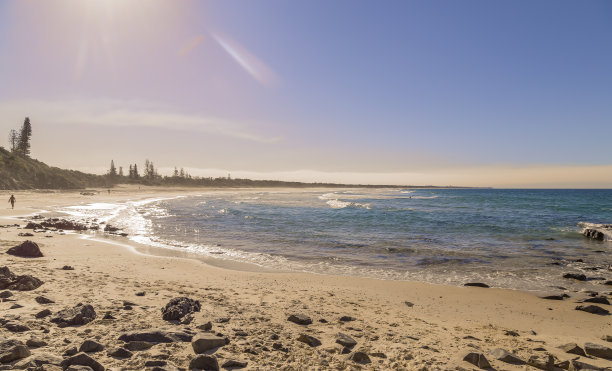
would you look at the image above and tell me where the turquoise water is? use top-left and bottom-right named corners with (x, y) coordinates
top-left (63, 189), bottom-right (612, 291)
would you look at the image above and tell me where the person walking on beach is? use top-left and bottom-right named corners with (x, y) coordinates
top-left (8, 195), bottom-right (15, 209)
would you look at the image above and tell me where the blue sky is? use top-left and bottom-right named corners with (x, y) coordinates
top-left (0, 0), bottom-right (611, 186)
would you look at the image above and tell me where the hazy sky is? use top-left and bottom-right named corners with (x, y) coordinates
top-left (1, 0), bottom-right (611, 187)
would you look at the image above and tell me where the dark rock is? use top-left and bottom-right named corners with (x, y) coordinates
top-left (102, 311), bottom-right (115, 320)
top-left (463, 352), bottom-right (491, 369)
top-left (558, 342), bottom-right (586, 356)
top-left (0, 339), bottom-right (31, 363)
top-left (50, 304), bottom-right (96, 327)
top-left (505, 330), bottom-right (520, 337)
top-left (0, 290), bottom-right (12, 298)
top-left (10, 274), bottom-right (44, 291)
top-left (7, 240), bottom-right (43, 257)
top-left (370, 352), bottom-right (387, 359)
top-left (189, 354), bottom-right (219, 370)
top-left (318, 318), bottom-right (328, 323)
top-left (564, 273), bottom-right (587, 281)
top-left (145, 360), bottom-right (167, 367)
top-left (5, 321), bottom-right (30, 332)
top-left (569, 359), bottom-right (605, 370)
top-left (584, 342), bottom-right (612, 359)
top-left (18, 232), bottom-right (34, 237)
top-left (464, 283), bottom-right (490, 288)
top-left (60, 352), bottom-right (104, 371)
top-left (287, 314), bottom-right (312, 325)
top-left (40, 218), bottom-right (87, 231)
top-left (272, 342), bottom-right (288, 352)
top-left (10, 303), bottom-right (23, 309)
top-left (124, 341), bottom-right (153, 351)
top-left (540, 295), bottom-right (566, 300)
top-left (62, 265), bottom-right (75, 270)
top-left (297, 334), bottom-right (321, 347)
top-left (107, 347), bottom-right (132, 358)
top-left (527, 354), bottom-right (554, 370)
top-left (215, 317), bottom-right (230, 323)
top-left (336, 333), bottom-right (357, 347)
top-left (583, 296), bottom-right (610, 305)
top-left (26, 338), bottom-right (48, 348)
top-left (161, 297), bottom-right (201, 321)
top-left (192, 334), bottom-right (226, 353)
top-left (341, 346), bottom-right (351, 354)
top-left (489, 348), bottom-right (525, 365)
top-left (118, 329), bottom-right (192, 343)
top-left (348, 351), bottom-right (371, 364)
top-left (63, 346), bottom-right (78, 356)
top-left (234, 330), bottom-right (247, 337)
top-left (221, 359), bottom-right (248, 368)
top-left (576, 305), bottom-right (610, 315)
top-left (79, 340), bottom-right (104, 353)
top-left (602, 335), bottom-right (612, 342)
top-left (135, 291), bottom-right (145, 296)
top-left (339, 315), bottom-right (356, 322)
top-left (24, 222), bottom-right (42, 229)
top-left (196, 322), bottom-right (212, 331)
top-left (404, 301), bottom-right (414, 307)
top-left (104, 224), bottom-right (120, 232)
top-left (35, 295), bottom-right (55, 304)
top-left (584, 228), bottom-right (605, 241)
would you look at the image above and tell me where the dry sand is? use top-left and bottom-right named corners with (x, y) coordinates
top-left (0, 186), bottom-right (611, 370)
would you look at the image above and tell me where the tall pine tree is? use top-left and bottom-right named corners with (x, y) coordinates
top-left (17, 117), bottom-right (32, 157)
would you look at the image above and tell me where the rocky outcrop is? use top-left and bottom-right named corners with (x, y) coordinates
top-left (584, 228), bottom-right (605, 240)
top-left (0, 267), bottom-right (43, 291)
top-left (50, 303), bottom-right (97, 327)
top-left (161, 297), bottom-right (201, 321)
top-left (7, 240), bottom-right (43, 257)
top-left (41, 218), bottom-right (88, 231)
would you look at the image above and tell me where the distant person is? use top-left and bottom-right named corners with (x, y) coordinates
top-left (8, 195), bottom-right (15, 209)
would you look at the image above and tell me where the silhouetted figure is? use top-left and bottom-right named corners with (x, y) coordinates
top-left (8, 195), bottom-right (15, 209)
top-left (108, 189), bottom-right (111, 195)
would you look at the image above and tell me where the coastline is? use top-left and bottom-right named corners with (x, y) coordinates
top-left (1, 186), bottom-right (611, 370)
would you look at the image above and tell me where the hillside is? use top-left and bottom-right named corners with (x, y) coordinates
top-left (0, 147), bottom-right (107, 189)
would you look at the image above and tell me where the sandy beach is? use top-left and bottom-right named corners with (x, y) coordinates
top-left (1, 186), bottom-right (611, 370)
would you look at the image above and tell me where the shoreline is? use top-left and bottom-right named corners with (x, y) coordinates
top-left (1, 186), bottom-right (611, 370)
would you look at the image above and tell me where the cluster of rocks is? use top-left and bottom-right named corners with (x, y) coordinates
top-left (463, 339), bottom-right (612, 370)
top-left (22, 216), bottom-right (128, 237)
top-left (0, 266), bottom-right (43, 292)
top-left (583, 224), bottom-right (611, 241)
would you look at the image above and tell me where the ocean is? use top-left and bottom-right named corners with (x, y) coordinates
top-left (60, 188), bottom-right (612, 293)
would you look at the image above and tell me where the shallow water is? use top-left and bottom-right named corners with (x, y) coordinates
top-left (59, 188), bottom-right (612, 292)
